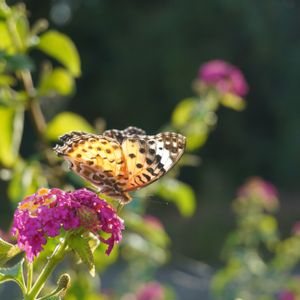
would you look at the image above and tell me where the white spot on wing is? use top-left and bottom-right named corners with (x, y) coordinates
top-left (153, 138), bottom-right (173, 171)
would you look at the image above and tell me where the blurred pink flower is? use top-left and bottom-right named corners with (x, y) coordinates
top-left (238, 177), bottom-right (278, 204)
top-left (136, 282), bottom-right (164, 300)
top-left (199, 59), bottom-right (249, 97)
top-left (278, 291), bottom-right (296, 300)
top-left (292, 221), bottom-right (300, 236)
top-left (144, 215), bottom-right (164, 230)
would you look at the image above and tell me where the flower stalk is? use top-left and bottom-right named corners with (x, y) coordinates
top-left (25, 233), bottom-right (70, 300)
top-left (20, 70), bottom-right (47, 139)
top-left (26, 262), bottom-right (33, 293)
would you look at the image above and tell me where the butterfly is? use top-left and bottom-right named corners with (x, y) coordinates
top-left (54, 126), bottom-right (186, 204)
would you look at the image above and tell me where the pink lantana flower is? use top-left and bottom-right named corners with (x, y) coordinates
top-left (143, 215), bottom-right (164, 230)
top-left (234, 177), bottom-right (279, 213)
top-left (199, 59), bottom-right (249, 97)
top-left (278, 290), bottom-right (296, 300)
top-left (12, 188), bottom-right (124, 261)
top-left (238, 177), bottom-right (278, 204)
top-left (136, 282), bottom-right (165, 300)
top-left (292, 221), bottom-right (300, 236)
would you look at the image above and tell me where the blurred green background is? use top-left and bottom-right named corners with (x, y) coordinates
top-left (7, 0), bottom-right (300, 265)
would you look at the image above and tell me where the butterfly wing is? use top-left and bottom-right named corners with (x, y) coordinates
top-left (54, 131), bottom-right (131, 202)
top-left (121, 132), bottom-right (186, 191)
top-left (54, 128), bottom-right (186, 203)
top-left (103, 126), bottom-right (146, 143)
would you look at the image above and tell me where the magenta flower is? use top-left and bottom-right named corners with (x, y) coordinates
top-left (12, 188), bottom-right (124, 261)
top-left (199, 59), bottom-right (249, 97)
top-left (238, 177), bottom-right (278, 203)
top-left (278, 290), bottom-right (296, 300)
top-left (292, 221), bottom-right (300, 236)
top-left (143, 215), bottom-right (164, 230)
top-left (136, 282), bottom-right (164, 300)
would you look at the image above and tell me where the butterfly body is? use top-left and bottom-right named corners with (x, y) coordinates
top-left (54, 127), bottom-right (186, 204)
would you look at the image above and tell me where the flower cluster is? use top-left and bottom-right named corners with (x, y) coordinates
top-left (135, 281), bottom-right (164, 300)
top-left (199, 59), bottom-right (249, 97)
top-left (292, 221), bottom-right (300, 236)
top-left (238, 177), bottom-right (278, 201)
top-left (12, 188), bottom-right (124, 261)
top-left (278, 290), bottom-right (296, 300)
top-left (143, 215), bottom-right (164, 230)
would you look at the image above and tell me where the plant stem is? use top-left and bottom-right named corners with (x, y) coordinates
top-left (29, 99), bottom-right (47, 138)
top-left (20, 70), bottom-right (47, 139)
top-left (25, 235), bottom-right (70, 300)
top-left (7, 5), bottom-right (47, 140)
top-left (26, 262), bottom-right (33, 293)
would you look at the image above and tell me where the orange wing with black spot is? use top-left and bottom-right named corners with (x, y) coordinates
top-left (54, 127), bottom-right (186, 204)
top-left (120, 132), bottom-right (186, 191)
top-left (54, 131), bottom-right (131, 202)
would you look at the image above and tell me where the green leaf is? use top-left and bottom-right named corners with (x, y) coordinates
top-left (0, 259), bottom-right (25, 293)
top-left (0, 237), bottom-right (21, 267)
top-left (157, 178), bottom-right (196, 217)
top-left (0, 88), bottom-right (27, 106)
top-left (0, 238), bottom-right (14, 254)
top-left (83, 232), bottom-right (100, 253)
top-left (8, 160), bottom-right (48, 204)
top-left (0, 49), bottom-right (34, 71)
top-left (185, 121), bottom-right (208, 151)
top-left (211, 261), bottom-right (242, 296)
top-left (15, 13), bottom-right (30, 51)
top-left (5, 53), bottom-right (34, 71)
top-left (37, 30), bottom-right (81, 77)
top-left (0, 106), bottom-right (23, 167)
top-left (45, 112), bottom-right (94, 141)
top-left (172, 98), bottom-right (198, 127)
top-left (38, 67), bottom-right (74, 96)
top-left (0, 1), bottom-right (11, 19)
top-left (68, 234), bottom-right (96, 277)
top-left (220, 93), bottom-right (246, 111)
top-left (0, 74), bottom-right (15, 86)
top-left (0, 22), bottom-right (13, 52)
top-left (42, 296), bottom-right (61, 300)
